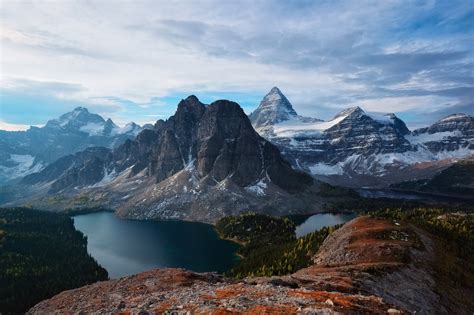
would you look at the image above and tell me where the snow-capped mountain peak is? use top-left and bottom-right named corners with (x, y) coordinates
top-left (249, 87), bottom-right (298, 129)
top-left (250, 87), bottom-right (473, 186)
top-left (45, 107), bottom-right (105, 130)
top-left (0, 107), bottom-right (154, 184)
top-left (413, 113), bottom-right (473, 136)
top-left (333, 106), bottom-right (364, 119)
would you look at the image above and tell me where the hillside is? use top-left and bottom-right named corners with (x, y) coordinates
top-left (392, 159), bottom-right (474, 196)
top-left (28, 213), bottom-right (474, 314)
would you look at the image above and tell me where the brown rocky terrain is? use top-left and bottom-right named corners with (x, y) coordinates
top-left (29, 215), bottom-right (472, 314)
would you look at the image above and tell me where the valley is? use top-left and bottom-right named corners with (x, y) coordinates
top-left (0, 89), bottom-right (472, 314)
top-left (2, 1), bottom-right (473, 313)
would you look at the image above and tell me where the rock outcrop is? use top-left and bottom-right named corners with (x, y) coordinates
top-left (29, 216), bottom-right (467, 314)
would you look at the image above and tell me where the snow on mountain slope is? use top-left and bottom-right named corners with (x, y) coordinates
top-left (250, 87), bottom-right (473, 187)
top-left (272, 114), bottom-right (346, 138)
top-left (249, 87), bottom-right (322, 135)
top-left (0, 107), bottom-right (152, 184)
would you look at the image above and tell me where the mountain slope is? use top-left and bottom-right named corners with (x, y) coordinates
top-left (392, 158), bottom-right (474, 196)
top-left (250, 88), bottom-right (473, 187)
top-left (13, 96), bottom-right (323, 222)
top-left (0, 107), bottom-right (151, 184)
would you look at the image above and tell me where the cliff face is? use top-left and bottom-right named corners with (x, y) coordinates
top-left (29, 216), bottom-right (469, 314)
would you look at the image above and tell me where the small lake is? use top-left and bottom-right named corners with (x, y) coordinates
top-left (74, 211), bottom-right (358, 279)
top-left (73, 212), bottom-right (240, 279)
top-left (294, 212), bottom-right (358, 237)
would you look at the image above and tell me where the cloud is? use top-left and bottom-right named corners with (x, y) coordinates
top-left (0, 0), bottom-right (472, 127)
top-left (0, 120), bottom-right (40, 131)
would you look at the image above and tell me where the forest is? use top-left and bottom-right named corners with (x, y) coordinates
top-left (215, 212), bottom-right (340, 278)
top-left (0, 207), bottom-right (108, 314)
top-left (216, 205), bottom-right (474, 285)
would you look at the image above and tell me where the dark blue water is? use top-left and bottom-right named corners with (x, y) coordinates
top-left (73, 212), bottom-right (240, 278)
top-left (74, 211), bottom-right (358, 278)
top-left (294, 212), bottom-right (357, 237)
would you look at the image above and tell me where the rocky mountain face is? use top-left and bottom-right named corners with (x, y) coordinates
top-left (28, 216), bottom-right (470, 314)
top-left (13, 96), bottom-right (322, 222)
top-left (0, 107), bottom-right (151, 185)
top-left (250, 88), bottom-right (473, 187)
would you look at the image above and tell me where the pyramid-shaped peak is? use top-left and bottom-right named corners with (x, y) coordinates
top-left (249, 87), bottom-right (298, 129)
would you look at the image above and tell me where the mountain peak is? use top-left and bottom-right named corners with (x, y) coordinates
top-left (438, 113), bottom-right (471, 122)
top-left (73, 106), bottom-right (89, 113)
top-left (333, 106), bottom-right (364, 119)
top-left (269, 86), bottom-right (282, 94)
top-left (249, 87), bottom-right (297, 129)
top-left (184, 95), bottom-right (200, 103)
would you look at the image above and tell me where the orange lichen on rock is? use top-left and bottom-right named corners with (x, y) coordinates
top-left (244, 304), bottom-right (299, 314)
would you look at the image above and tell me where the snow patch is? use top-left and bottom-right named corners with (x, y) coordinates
top-left (246, 179), bottom-right (267, 196)
top-left (406, 131), bottom-right (461, 144)
top-left (367, 112), bottom-right (395, 125)
top-left (0, 154), bottom-right (44, 181)
top-left (272, 115), bottom-right (347, 138)
top-left (79, 122), bottom-right (105, 136)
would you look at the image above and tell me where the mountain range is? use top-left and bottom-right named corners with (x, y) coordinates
top-left (250, 87), bottom-right (473, 187)
top-left (0, 107), bottom-right (152, 184)
top-left (1, 88), bottom-right (472, 221)
top-left (6, 97), bottom-right (325, 222)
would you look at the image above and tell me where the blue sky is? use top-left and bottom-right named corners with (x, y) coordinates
top-left (0, 0), bottom-right (473, 130)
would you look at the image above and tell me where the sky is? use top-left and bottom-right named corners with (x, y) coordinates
top-left (0, 0), bottom-right (473, 131)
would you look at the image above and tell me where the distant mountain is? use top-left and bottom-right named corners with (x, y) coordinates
top-left (250, 87), bottom-right (473, 187)
top-left (249, 87), bottom-right (322, 134)
top-left (0, 107), bottom-right (152, 184)
top-left (11, 96), bottom-right (329, 223)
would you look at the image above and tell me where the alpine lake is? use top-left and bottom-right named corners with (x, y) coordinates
top-left (73, 211), bottom-right (356, 278)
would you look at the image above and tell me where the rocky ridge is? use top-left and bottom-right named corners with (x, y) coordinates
top-left (28, 216), bottom-right (463, 314)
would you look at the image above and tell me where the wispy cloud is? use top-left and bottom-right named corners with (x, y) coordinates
top-left (0, 0), bottom-right (472, 129)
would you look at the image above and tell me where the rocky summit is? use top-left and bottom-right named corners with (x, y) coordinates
top-left (28, 216), bottom-right (467, 314)
top-left (249, 87), bottom-right (474, 187)
top-left (13, 96), bottom-right (323, 223)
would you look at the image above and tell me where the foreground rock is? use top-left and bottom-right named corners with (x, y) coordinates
top-left (29, 216), bottom-right (470, 314)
